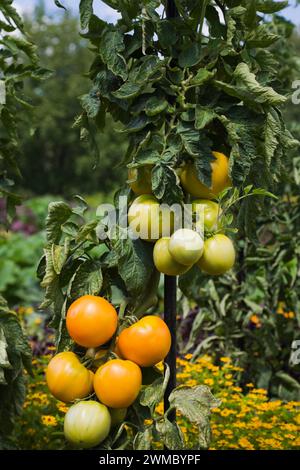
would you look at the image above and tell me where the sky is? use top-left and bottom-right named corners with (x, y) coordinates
top-left (14, 0), bottom-right (300, 25)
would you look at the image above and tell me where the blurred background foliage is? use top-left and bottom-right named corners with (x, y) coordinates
top-left (18, 4), bottom-right (126, 197)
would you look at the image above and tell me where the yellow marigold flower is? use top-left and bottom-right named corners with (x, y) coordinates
top-left (184, 353), bottom-right (193, 360)
top-left (41, 415), bottom-right (57, 427)
top-left (56, 402), bottom-right (68, 414)
top-left (225, 374), bottom-right (232, 379)
top-left (144, 419), bottom-right (153, 426)
top-left (220, 357), bottom-right (231, 363)
top-left (223, 429), bottom-right (233, 436)
top-left (225, 381), bottom-right (233, 387)
top-left (204, 378), bottom-right (214, 386)
top-left (232, 387), bottom-right (242, 393)
top-left (238, 437), bottom-right (254, 450)
top-left (285, 434), bottom-right (296, 440)
top-left (250, 314), bottom-right (261, 326)
top-left (25, 307), bottom-right (34, 315)
top-left (252, 388), bottom-right (267, 395)
top-left (220, 409), bottom-right (234, 417)
top-left (155, 402), bottom-right (164, 415)
top-left (246, 383), bottom-right (254, 388)
top-left (35, 318), bottom-right (42, 325)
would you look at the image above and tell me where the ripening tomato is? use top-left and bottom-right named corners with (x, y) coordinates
top-left (197, 234), bottom-right (235, 275)
top-left (66, 295), bottom-right (118, 348)
top-left (64, 401), bottom-right (111, 448)
top-left (180, 152), bottom-right (231, 199)
top-left (46, 352), bottom-right (94, 403)
top-left (192, 199), bottom-right (220, 231)
top-left (169, 228), bottom-right (204, 266)
top-left (109, 407), bottom-right (127, 427)
top-left (118, 315), bottom-right (171, 367)
top-left (128, 166), bottom-right (152, 195)
top-left (94, 359), bottom-right (142, 408)
top-left (153, 237), bottom-right (191, 276)
top-left (128, 195), bottom-right (174, 242)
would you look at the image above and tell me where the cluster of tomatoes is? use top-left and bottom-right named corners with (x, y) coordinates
top-left (46, 295), bottom-right (171, 448)
top-left (128, 152), bottom-right (236, 276)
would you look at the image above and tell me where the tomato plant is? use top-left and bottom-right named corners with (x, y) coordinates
top-left (37, 0), bottom-right (298, 452)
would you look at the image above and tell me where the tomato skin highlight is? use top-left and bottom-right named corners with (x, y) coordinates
top-left (128, 166), bottom-right (152, 195)
top-left (192, 199), bottom-right (220, 231)
top-left (197, 234), bottom-right (236, 275)
top-left (64, 401), bottom-right (111, 448)
top-left (94, 359), bottom-right (142, 408)
top-left (66, 295), bottom-right (118, 348)
top-left (46, 352), bottom-right (94, 403)
top-left (128, 195), bottom-right (174, 242)
top-left (180, 152), bottom-right (231, 199)
top-left (153, 237), bottom-right (191, 276)
top-left (169, 228), bottom-right (204, 266)
top-left (118, 315), bottom-right (171, 367)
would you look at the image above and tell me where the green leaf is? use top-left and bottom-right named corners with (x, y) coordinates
top-left (79, 0), bottom-right (93, 29)
top-left (195, 106), bottom-right (216, 130)
top-left (112, 234), bottom-right (155, 298)
top-left (190, 68), bottom-right (214, 87)
top-left (169, 385), bottom-right (221, 449)
top-left (68, 259), bottom-right (103, 299)
top-left (0, 297), bottom-right (32, 437)
top-left (80, 89), bottom-right (101, 118)
top-left (256, 1), bottom-right (288, 14)
top-left (145, 96), bottom-right (168, 117)
top-left (152, 164), bottom-right (184, 204)
top-left (46, 201), bottom-right (72, 244)
top-left (157, 20), bottom-right (177, 48)
top-left (178, 43), bottom-right (202, 68)
top-left (100, 29), bottom-right (127, 80)
top-left (156, 419), bottom-right (184, 450)
top-left (140, 365), bottom-right (170, 410)
top-left (233, 62), bottom-right (286, 106)
top-left (133, 427), bottom-right (152, 450)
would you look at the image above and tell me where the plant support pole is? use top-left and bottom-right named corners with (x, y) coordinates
top-left (164, 0), bottom-right (178, 423)
top-left (164, 275), bottom-right (177, 422)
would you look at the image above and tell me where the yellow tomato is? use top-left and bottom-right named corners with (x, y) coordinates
top-left (46, 352), bottom-right (94, 403)
top-left (128, 195), bottom-right (174, 242)
top-left (197, 234), bottom-right (235, 275)
top-left (153, 237), bottom-right (191, 276)
top-left (118, 315), bottom-right (171, 367)
top-left (180, 152), bottom-right (231, 199)
top-left (128, 166), bottom-right (152, 195)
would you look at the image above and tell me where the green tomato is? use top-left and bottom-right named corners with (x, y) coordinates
top-left (192, 199), bottom-right (220, 231)
top-left (153, 237), bottom-right (191, 276)
top-left (110, 407), bottom-right (127, 427)
top-left (128, 195), bottom-right (174, 242)
top-left (197, 234), bottom-right (235, 276)
top-left (64, 401), bottom-right (111, 448)
top-left (169, 229), bottom-right (204, 266)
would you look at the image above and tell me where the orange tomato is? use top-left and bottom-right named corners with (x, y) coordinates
top-left (46, 352), bottom-right (94, 403)
top-left (180, 151), bottom-right (231, 199)
top-left (94, 359), bottom-right (142, 408)
top-left (66, 295), bottom-right (118, 348)
top-left (118, 315), bottom-right (171, 367)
